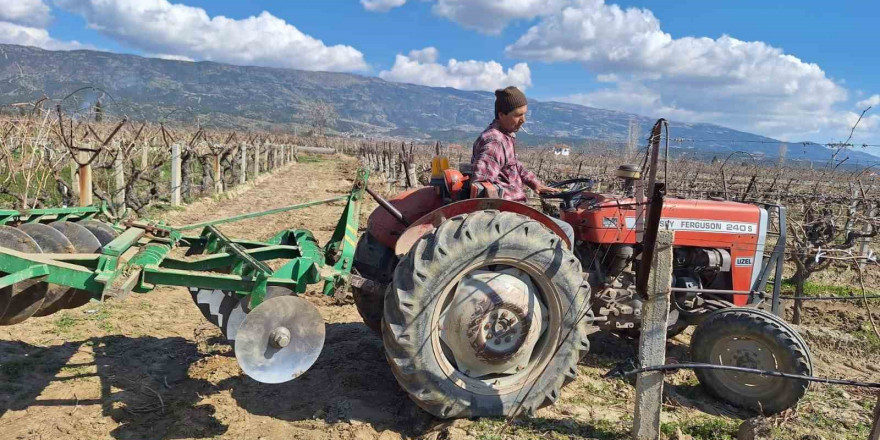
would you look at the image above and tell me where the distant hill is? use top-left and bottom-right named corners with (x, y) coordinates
top-left (0, 44), bottom-right (875, 165)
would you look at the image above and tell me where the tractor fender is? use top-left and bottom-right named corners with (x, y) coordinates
top-left (393, 198), bottom-right (572, 257)
top-left (366, 186), bottom-right (445, 249)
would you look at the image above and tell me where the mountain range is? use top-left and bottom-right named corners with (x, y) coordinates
top-left (0, 43), bottom-right (875, 165)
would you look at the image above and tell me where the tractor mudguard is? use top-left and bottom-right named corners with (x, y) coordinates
top-left (392, 198), bottom-right (572, 257)
top-left (366, 187), bottom-right (445, 249)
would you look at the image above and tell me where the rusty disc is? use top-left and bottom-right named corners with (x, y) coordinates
top-left (50, 221), bottom-right (101, 253)
top-left (17, 223), bottom-right (78, 317)
top-left (77, 220), bottom-right (119, 246)
top-left (0, 226), bottom-right (49, 325)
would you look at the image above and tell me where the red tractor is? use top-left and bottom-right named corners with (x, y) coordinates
top-left (351, 159), bottom-right (812, 419)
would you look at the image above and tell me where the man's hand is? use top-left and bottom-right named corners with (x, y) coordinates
top-left (537, 184), bottom-right (560, 196)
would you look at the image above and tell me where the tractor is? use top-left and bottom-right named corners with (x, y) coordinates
top-left (351, 151), bottom-right (812, 419)
top-left (0, 144), bottom-right (812, 422)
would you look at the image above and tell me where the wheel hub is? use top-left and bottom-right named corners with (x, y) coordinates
top-left (440, 267), bottom-right (547, 378)
top-left (479, 307), bottom-right (525, 354)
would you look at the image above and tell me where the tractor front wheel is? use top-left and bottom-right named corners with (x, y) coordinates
top-left (690, 307), bottom-right (812, 414)
top-left (382, 210), bottom-right (591, 418)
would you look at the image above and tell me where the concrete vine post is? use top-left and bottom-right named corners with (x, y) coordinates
top-left (69, 160), bottom-right (79, 199)
top-left (632, 229), bottom-right (674, 440)
top-left (170, 143), bottom-right (182, 206)
top-left (112, 144), bottom-right (126, 214)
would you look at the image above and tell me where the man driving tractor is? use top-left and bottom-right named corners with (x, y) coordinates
top-left (471, 86), bottom-right (574, 242)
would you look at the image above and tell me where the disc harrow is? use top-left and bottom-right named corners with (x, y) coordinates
top-left (0, 169), bottom-right (369, 384)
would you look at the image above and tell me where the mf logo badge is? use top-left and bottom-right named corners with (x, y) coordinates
top-left (735, 257), bottom-right (753, 266)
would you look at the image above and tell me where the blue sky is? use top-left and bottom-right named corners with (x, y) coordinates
top-left (2, 0), bottom-right (879, 153)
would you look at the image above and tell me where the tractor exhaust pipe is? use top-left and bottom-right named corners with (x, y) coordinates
top-left (365, 187), bottom-right (410, 227)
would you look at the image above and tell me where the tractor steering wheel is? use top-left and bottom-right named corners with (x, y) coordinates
top-left (540, 178), bottom-right (595, 200)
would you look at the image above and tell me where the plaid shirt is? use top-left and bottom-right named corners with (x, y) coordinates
top-left (471, 121), bottom-right (541, 203)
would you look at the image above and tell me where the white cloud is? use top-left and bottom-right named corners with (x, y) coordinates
top-left (379, 47), bottom-right (531, 92)
top-left (361, 0), bottom-right (407, 12)
top-left (0, 21), bottom-right (89, 50)
top-left (857, 95), bottom-right (880, 109)
top-left (55, 0), bottom-right (367, 72)
top-left (406, 47), bottom-right (438, 63)
top-left (148, 53), bottom-right (194, 62)
top-left (360, 0), bottom-right (563, 34)
top-left (431, 0), bottom-right (566, 35)
top-left (507, 0), bottom-right (866, 142)
top-left (0, 0), bottom-right (52, 27)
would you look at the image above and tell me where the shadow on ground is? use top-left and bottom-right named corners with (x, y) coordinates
top-left (220, 322), bottom-right (436, 436)
top-left (0, 335), bottom-right (224, 439)
top-left (0, 322), bottom-right (437, 439)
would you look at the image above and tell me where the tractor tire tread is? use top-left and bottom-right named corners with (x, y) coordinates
top-left (382, 210), bottom-right (591, 419)
top-left (352, 232), bottom-right (398, 334)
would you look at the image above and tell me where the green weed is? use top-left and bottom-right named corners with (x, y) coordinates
top-left (53, 313), bottom-right (78, 333)
top-left (661, 418), bottom-right (738, 440)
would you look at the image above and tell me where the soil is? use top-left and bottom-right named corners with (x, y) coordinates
top-left (1, 155), bottom-right (878, 440)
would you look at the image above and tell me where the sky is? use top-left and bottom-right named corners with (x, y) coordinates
top-left (2, 0), bottom-right (879, 154)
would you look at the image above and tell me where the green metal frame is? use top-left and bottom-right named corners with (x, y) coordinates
top-left (0, 168), bottom-right (369, 309)
top-left (0, 205), bottom-right (103, 226)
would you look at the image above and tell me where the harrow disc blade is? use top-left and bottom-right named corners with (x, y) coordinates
top-left (0, 226), bottom-right (48, 325)
top-left (225, 287), bottom-right (295, 344)
top-left (17, 223), bottom-right (77, 317)
top-left (77, 220), bottom-right (119, 246)
top-left (188, 287), bottom-right (239, 332)
top-left (50, 221), bottom-right (101, 253)
top-left (234, 296), bottom-right (325, 384)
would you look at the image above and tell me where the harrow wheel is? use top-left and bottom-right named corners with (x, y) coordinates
top-left (383, 210), bottom-right (591, 419)
top-left (0, 226), bottom-right (49, 325)
top-left (690, 307), bottom-right (812, 414)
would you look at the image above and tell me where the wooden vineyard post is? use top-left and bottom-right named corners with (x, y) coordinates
top-left (113, 148), bottom-right (126, 214)
top-left (407, 158), bottom-right (417, 188)
top-left (240, 144), bottom-right (247, 184)
top-left (171, 143), bottom-right (182, 206)
top-left (213, 154), bottom-right (223, 194)
top-left (252, 144), bottom-right (259, 178)
top-left (77, 148), bottom-right (93, 207)
top-left (268, 143), bottom-right (274, 170)
top-left (264, 144), bottom-right (270, 172)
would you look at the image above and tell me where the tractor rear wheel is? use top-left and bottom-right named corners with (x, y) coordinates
top-left (690, 307), bottom-right (812, 414)
top-left (352, 232), bottom-right (397, 334)
top-left (382, 210), bottom-right (591, 418)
